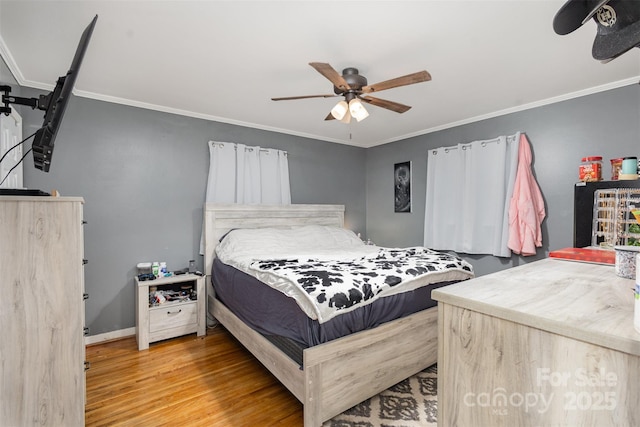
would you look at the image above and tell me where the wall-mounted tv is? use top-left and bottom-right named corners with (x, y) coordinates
top-left (1, 14), bottom-right (98, 176)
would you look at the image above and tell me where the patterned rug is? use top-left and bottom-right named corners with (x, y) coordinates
top-left (323, 364), bottom-right (438, 427)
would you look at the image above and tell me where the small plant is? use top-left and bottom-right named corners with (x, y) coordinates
top-left (628, 223), bottom-right (640, 246)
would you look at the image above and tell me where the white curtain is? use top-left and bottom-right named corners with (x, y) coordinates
top-left (200, 141), bottom-right (291, 255)
top-left (205, 141), bottom-right (291, 204)
top-left (424, 132), bottom-right (520, 257)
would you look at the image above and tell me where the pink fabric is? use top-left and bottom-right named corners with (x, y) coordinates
top-left (508, 134), bottom-right (545, 256)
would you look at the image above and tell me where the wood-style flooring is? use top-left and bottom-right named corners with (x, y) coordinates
top-left (85, 326), bottom-right (303, 426)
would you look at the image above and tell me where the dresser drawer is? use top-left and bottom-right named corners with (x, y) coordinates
top-left (149, 302), bottom-right (197, 333)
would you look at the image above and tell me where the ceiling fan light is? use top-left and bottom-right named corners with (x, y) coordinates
top-left (330, 100), bottom-right (349, 120)
top-left (339, 110), bottom-right (352, 124)
top-left (349, 99), bottom-right (369, 122)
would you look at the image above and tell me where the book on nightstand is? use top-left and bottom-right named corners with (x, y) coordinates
top-left (548, 247), bottom-right (615, 265)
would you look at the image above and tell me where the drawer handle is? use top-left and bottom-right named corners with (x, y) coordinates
top-left (84, 361), bottom-right (91, 372)
top-left (167, 309), bottom-right (182, 315)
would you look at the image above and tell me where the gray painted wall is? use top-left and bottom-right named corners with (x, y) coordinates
top-left (8, 82), bottom-right (366, 335)
top-left (0, 57), bottom-right (18, 91)
top-left (366, 84), bottom-right (640, 276)
top-left (4, 50), bottom-right (639, 335)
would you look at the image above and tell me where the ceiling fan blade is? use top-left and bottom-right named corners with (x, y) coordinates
top-left (359, 96), bottom-right (412, 113)
top-left (361, 70), bottom-right (431, 93)
top-left (272, 94), bottom-right (337, 101)
top-left (309, 62), bottom-right (351, 92)
top-left (324, 112), bottom-right (335, 121)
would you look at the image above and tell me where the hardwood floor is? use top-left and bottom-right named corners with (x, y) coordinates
top-left (85, 326), bottom-right (303, 426)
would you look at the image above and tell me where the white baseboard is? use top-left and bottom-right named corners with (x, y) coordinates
top-left (85, 327), bottom-right (136, 345)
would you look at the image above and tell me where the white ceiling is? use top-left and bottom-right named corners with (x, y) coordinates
top-left (1, 0), bottom-right (639, 148)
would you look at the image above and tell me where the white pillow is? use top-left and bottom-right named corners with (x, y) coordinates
top-left (215, 225), bottom-right (364, 262)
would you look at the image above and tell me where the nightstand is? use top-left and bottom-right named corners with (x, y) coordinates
top-left (135, 273), bottom-right (206, 350)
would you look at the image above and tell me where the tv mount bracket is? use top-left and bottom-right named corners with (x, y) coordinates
top-left (1, 85), bottom-right (50, 116)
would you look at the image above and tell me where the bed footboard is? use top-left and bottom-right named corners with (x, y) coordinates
top-left (303, 307), bottom-right (438, 426)
top-left (211, 293), bottom-right (438, 427)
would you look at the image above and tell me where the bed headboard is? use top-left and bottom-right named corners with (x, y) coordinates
top-left (203, 203), bottom-right (345, 277)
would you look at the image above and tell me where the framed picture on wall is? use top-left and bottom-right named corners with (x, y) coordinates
top-left (394, 161), bottom-right (411, 213)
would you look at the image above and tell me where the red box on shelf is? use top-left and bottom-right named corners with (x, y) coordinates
top-left (549, 247), bottom-right (615, 265)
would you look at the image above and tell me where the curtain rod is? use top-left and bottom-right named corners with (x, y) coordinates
top-left (210, 141), bottom-right (288, 155)
top-left (432, 134), bottom-right (519, 155)
top-left (436, 139), bottom-right (499, 154)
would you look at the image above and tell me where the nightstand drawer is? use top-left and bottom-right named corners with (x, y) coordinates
top-left (149, 302), bottom-right (197, 333)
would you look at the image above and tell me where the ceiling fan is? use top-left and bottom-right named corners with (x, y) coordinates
top-left (271, 62), bottom-right (432, 123)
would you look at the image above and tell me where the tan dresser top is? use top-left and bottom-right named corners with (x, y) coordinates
top-left (432, 257), bottom-right (640, 356)
top-left (0, 195), bottom-right (84, 203)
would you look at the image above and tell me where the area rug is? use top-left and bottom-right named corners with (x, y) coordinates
top-left (323, 364), bottom-right (438, 427)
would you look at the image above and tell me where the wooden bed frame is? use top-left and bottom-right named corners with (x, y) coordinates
top-left (203, 203), bottom-right (438, 427)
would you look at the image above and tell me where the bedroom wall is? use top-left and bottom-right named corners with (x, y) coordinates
top-left (12, 81), bottom-right (367, 336)
top-left (0, 56), bottom-right (18, 92)
top-left (5, 46), bottom-right (639, 335)
top-left (366, 83), bottom-right (640, 276)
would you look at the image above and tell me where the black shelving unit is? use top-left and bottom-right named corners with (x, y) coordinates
top-left (573, 180), bottom-right (640, 248)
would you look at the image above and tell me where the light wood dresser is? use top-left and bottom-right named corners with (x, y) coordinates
top-left (432, 257), bottom-right (640, 427)
top-left (0, 196), bottom-right (86, 426)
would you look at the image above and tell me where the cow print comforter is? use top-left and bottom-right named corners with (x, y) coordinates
top-left (250, 247), bottom-right (473, 323)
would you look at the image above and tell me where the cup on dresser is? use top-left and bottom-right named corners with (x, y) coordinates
top-left (614, 246), bottom-right (640, 278)
top-left (622, 157), bottom-right (638, 175)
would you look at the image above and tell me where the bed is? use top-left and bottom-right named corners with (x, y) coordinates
top-left (203, 203), bottom-right (473, 426)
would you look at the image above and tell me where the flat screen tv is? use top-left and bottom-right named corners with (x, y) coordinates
top-left (1, 14), bottom-right (98, 174)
